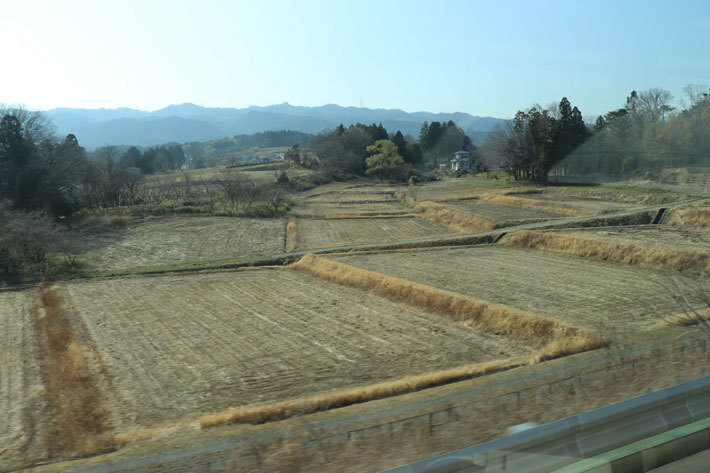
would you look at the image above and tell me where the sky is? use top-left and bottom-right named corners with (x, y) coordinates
top-left (1, 0), bottom-right (708, 119)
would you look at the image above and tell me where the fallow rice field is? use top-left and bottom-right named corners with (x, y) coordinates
top-left (333, 245), bottom-right (702, 345)
top-left (76, 216), bottom-right (285, 271)
top-left (295, 217), bottom-right (454, 249)
top-left (2, 174), bottom-right (709, 471)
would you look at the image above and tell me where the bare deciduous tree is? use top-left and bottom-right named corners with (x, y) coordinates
top-left (637, 88), bottom-right (675, 123)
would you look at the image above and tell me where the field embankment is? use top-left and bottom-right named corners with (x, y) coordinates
top-left (477, 192), bottom-right (582, 215)
top-left (500, 230), bottom-right (710, 272)
top-left (30, 284), bottom-right (115, 457)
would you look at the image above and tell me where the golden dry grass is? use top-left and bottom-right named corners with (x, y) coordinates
top-left (666, 208), bottom-right (710, 229)
top-left (659, 309), bottom-right (710, 327)
top-left (31, 284), bottom-right (115, 456)
top-left (286, 218), bottom-right (300, 251)
top-left (501, 230), bottom-right (710, 272)
top-left (478, 192), bottom-right (581, 215)
top-left (395, 190), bottom-right (497, 233)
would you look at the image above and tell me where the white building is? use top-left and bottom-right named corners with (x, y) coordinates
top-left (450, 150), bottom-right (471, 171)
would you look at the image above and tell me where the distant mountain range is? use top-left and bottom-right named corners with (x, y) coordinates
top-left (45, 103), bottom-right (507, 149)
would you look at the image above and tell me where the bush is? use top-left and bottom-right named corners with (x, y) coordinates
top-left (0, 201), bottom-right (76, 276)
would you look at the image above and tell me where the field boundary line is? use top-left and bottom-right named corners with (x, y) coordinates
top-left (500, 229), bottom-right (710, 272)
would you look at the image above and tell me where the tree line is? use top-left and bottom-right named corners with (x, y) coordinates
top-left (482, 85), bottom-right (710, 182)
top-left (288, 120), bottom-right (480, 180)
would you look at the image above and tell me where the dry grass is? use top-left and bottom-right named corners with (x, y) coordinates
top-left (321, 213), bottom-right (420, 219)
top-left (478, 193), bottom-right (581, 215)
top-left (659, 309), bottom-right (710, 327)
top-left (286, 218), bottom-right (300, 251)
top-left (31, 284), bottom-right (115, 457)
top-left (501, 230), bottom-right (710, 272)
top-left (77, 216), bottom-right (285, 271)
top-left (198, 358), bottom-right (518, 428)
top-left (666, 208), bottom-right (710, 229)
top-left (395, 190), bottom-right (497, 233)
top-left (291, 255), bottom-right (605, 357)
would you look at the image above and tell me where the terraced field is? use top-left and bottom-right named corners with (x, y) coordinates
top-left (59, 269), bottom-right (529, 430)
top-left (509, 193), bottom-right (644, 215)
top-left (291, 202), bottom-right (409, 217)
top-left (334, 246), bottom-right (697, 344)
top-left (77, 216), bottom-right (285, 270)
top-left (552, 225), bottom-right (710, 253)
top-left (447, 199), bottom-right (564, 223)
top-left (296, 217), bottom-right (454, 249)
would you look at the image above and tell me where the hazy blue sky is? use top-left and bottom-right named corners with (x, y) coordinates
top-left (1, 0), bottom-right (708, 118)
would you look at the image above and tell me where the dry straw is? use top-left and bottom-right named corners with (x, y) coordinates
top-left (197, 255), bottom-right (605, 429)
top-left (501, 230), bottom-right (710, 272)
top-left (666, 208), bottom-right (710, 229)
top-left (395, 189), bottom-right (497, 233)
top-left (286, 217), bottom-right (300, 251)
top-left (659, 309), bottom-right (710, 327)
top-left (32, 284), bottom-right (115, 455)
top-left (478, 192), bottom-right (581, 215)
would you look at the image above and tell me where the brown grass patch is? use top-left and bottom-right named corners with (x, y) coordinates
top-left (395, 189), bottom-right (497, 233)
top-left (478, 193), bottom-right (581, 215)
top-left (659, 309), bottom-right (710, 327)
top-left (501, 230), bottom-right (710, 272)
top-left (30, 284), bottom-right (115, 457)
top-left (286, 217), bottom-right (300, 251)
top-left (666, 208), bottom-right (710, 229)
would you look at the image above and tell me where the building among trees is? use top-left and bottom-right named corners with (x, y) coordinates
top-left (450, 150), bottom-right (471, 171)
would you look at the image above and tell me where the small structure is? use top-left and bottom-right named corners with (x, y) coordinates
top-left (450, 150), bottom-right (471, 171)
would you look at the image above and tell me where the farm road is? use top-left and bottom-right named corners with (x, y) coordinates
top-left (278, 196), bottom-right (710, 258)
